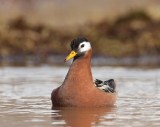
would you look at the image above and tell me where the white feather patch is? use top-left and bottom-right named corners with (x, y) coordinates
top-left (78, 41), bottom-right (91, 53)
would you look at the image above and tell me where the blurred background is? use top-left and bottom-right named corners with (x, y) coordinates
top-left (0, 0), bottom-right (160, 66)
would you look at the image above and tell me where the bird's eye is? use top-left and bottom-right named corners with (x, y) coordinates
top-left (81, 44), bottom-right (85, 48)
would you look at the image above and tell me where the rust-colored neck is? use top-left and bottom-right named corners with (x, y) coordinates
top-left (63, 50), bottom-right (93, 88)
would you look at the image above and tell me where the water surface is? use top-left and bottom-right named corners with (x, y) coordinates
top-left (0, 66), bottom-right (160, 127)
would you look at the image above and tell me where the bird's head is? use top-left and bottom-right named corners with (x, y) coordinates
top-left (65, 37), bottom-right (91, 62)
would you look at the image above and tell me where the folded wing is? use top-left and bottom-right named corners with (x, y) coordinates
top-left (95, 79), bottom-right (116, 93)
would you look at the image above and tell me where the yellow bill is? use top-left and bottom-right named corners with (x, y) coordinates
top-left (65, 50), bottom-right (77, 62)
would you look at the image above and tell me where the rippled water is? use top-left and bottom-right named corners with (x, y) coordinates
top-left (0, 66), bottom-right (160, 127)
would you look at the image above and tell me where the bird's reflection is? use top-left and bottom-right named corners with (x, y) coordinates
top-left (52, 106), bottom-right (115, 127)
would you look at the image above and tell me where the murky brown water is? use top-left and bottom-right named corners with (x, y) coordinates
top-left (0, 66), bottom-right (160, 127)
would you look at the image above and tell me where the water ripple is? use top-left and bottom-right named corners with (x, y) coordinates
top-left (0, 66), bottom-right (160, 127)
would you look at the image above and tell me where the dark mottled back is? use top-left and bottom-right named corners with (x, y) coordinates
top-left (71, 37), bottom-right (88, 50)
top-left (95, 79), bottom-right (116, 93)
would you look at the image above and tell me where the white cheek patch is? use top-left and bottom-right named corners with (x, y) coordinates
top-left (78, 41), bottom-right (91, 53)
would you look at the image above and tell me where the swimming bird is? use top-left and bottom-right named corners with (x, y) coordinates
top-left (51, 37), bottom-right (117, 107)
